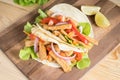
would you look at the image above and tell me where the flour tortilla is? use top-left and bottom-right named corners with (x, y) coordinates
top-left (34, 3), bottom-right (94, 67)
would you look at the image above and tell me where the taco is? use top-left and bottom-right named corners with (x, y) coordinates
top-left (19, 3), bottom-right (98, 72)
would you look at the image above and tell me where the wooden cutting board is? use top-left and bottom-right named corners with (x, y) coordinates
top-left (0, 0), bottom-right (120, 80)
top-left (0, 50), bottom-right (28, 80)
top-left (81, 43), bottom-right (120, 80)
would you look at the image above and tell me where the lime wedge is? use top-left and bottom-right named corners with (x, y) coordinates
top-left (95, 12), bottom-right (110, 28)
top-left (81, 5), bottom-right (101, 15)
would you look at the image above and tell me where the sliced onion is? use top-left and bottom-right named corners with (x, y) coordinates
top-left (51, 12), bottom-right (63, 17)
top-left (34, 37), bottom-right (39, 53)
top-left (51, 43), bottom-right (76, 60)
top-left (79, 26), bottom-right (83, 33)
top-left (55, 22), bottom-right (68, 26)
top-left (66, 60), bottom-right (72, 65)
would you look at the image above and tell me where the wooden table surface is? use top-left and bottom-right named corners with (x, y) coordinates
top-left (0, 0), bottom-right (120, 80)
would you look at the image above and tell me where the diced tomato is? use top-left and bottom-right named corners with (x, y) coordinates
top-left (67, 20), bottom-right (88, 44)
top-left (29, 34), bottom-right (44, 43)
top-left (41, 17), bottom-right (59, 25)
top-left (74, 52), bottom-right (82, 61)
top-left (29, 34), bottom-right (36, 40)
top-left (56, 15), bottom-right (65, 22)
top-left (65, 29), bottom-right (72, 34)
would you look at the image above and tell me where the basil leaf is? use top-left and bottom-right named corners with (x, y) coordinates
top-left (24, 22), bottom-right (33, 33)
top-left (79, 22), bottom-right (91, 36)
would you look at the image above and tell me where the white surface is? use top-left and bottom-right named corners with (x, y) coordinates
top-left (0, 50), bottom-right (28, 80)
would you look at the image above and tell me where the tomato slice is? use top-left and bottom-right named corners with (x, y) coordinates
top-left (41, 17), bottom-right (59, 25)
top-left (74, 52), bottom-right (82, 61)
top-left (29, 34), bottom-right (36, 40)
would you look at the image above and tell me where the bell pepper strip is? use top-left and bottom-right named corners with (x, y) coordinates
top-left (41, 17), bottom-right (59, 25)
top-left (74, 51), bottom-right (82, 61)
top-left (67, 20), bottom-right (89, 44)
top-left (23, 31), bottom-right (45, 42)
top-left (29, 34), bottom-right (36, 40)
top-left (56, 15), bottom-right (65, 22)
top-left (65, 29), bottom-right (72, 34)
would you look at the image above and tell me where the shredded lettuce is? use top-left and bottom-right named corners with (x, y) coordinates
top-left (76, 53), bottom-right (91, 69)
top-left (19, 47), bottom-right (38, 60)
top-left (24, 22), bottom-right (33, 33)
top-left (35, 9), bottom-right (47, 23)
top-left (78, 22), bottom-right (91, 36)
top-left (13, 0), bottom-right (49, 6)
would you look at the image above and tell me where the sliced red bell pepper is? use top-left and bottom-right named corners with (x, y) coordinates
top-left (41, 17), bottom-right (59, 25)
top-left (29, 34), bottom-right (36, 40)
top-left (74, 51), bottom-right (82, 61)
top-left (67, 20), bottom-right (88, 44)
top-left (29, 34), bottom-right (44, 43)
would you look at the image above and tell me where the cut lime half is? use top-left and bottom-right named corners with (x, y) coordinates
top-left (95, 12), bottom-right (110, 28)
top-left (81, 5), bottom-right (101, 15)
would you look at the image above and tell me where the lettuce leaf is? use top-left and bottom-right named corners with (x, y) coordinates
top-left (78, 22), bottom-right (91, 36)
top-left (76, 53), bottom-right (91, 69)
top-left (24, 22), bottom-right (33, 33)
top-left (19, 47), bottom-right (38, 60)
top-left (13, 0), bottom-right (49, 6)
top-left (37, 0), bottom-right (49, 5)
top-left (35, 9), bottom-right (47, 23)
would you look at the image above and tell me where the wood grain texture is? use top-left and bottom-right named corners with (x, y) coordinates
top-left (91, 6), bottom-right (120, 41)
top-left (0, 0), bottom-right (40, 32)
top-left (0, 0), bottom-right (39, 11)
top-left (0, 50), bottom-right (28, 80)
top-left (109, 0), bottom-right (120, 7)
top-left (73, 0), bottom-right (100, 7)
top-left (96, 0), bottom-right (116, 14)
top-left (81, 43), bottom-right (120, 80)
top-left (0, 0), bottom-right (120, 80)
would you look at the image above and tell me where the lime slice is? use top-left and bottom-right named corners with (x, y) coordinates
top-left (81, 5), bottom-right (101, 15)
top-left (95, 12), bottom-right (110, 28)
top-left (77, 58), bottom-right (91, 69)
